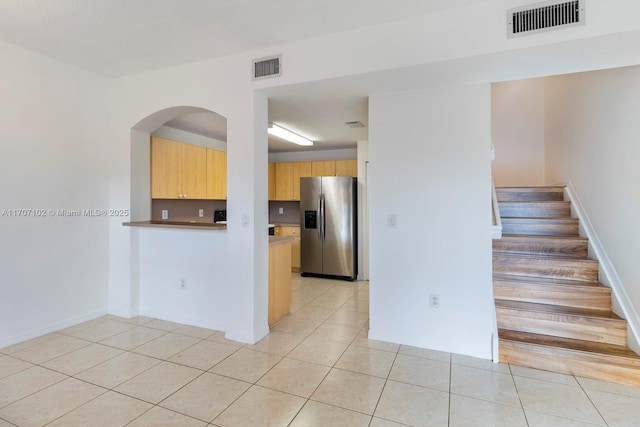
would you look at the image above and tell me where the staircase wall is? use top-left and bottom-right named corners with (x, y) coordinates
top-left (491, 79), bottom-right (546, 187)
top-left (544, 67), bottom-right (640, 353)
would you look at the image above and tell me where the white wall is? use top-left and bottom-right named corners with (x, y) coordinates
top-left (545, 66), bottom-right (640, 339)
top-left (368, 84), bottom-right (494, 359)
top-left (491, 79), bottom-right (546, 186)
top-left (0, 41), bottom-right (109, 347)
top-left (137, 228), bottom-right (228, 330)
top-left (105, 0), bottom-right (640, 347)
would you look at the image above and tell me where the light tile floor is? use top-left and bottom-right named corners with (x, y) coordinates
top-left (2, 275), bottom-right (640, 426)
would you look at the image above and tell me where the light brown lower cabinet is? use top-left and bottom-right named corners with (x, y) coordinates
top-left (269, 239), bottom-right (292, 326)
top-left (275, 226), bottom-right (301, 271)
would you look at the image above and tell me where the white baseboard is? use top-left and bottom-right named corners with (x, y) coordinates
top-left (0, 309), bottom-right (108, 349)
top-left (565, 182), bottom-right (640, 353)
top-left (138, 309), bottom-right (227, 336)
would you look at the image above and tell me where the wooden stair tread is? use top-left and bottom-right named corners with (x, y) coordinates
top-left (493, 253), bottom-right (598, 265)
top-left (496, 186), bottom-right (566, 189)
top-left (496, 300), bottom-right (623, 320)
top-left (500, 234), bottom-right (587, 242)
top-left (499, 329), bottom-right (640, 360)
top-left (493, 273), bottom-right (602, 288)
top-left (502, 217), bottom-right (578, 222)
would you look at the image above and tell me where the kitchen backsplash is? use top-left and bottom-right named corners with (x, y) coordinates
top-left (152, 199), bottom-right (227, 223)
top-left (269, 201), bottom-right (300, 225)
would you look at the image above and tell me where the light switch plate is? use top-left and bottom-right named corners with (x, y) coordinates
top-left (198, 209), bottom-right (204, 218)
top-left (388, 214), bottom-right (397, 228)
top-left (278, 207), bottom-right (284, 214)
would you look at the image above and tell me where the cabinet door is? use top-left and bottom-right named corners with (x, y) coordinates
top-left (335, 159), bottom-right (357, 177)
top-left (281, 226), bottom-right (301, 269)
top-left (181, 143), bottom-right (207, 199)
top-left (311, 160), bottom-right (335, 177)
top-left (206, 148), bottom-right (227, 199)
top-left (292, 162), bottom-right (311, 200)
top-left (275, 162), bottom-right (293, 200)
top-left (151, 137), bottom-right (182, 199)
top-left (268, 162), bottom-right (276, 200)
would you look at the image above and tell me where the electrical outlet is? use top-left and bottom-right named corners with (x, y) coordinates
top-left (198, 209), bottom-right (204, 218)
top-left (429, 293), bottom-right (440, 308)
top-left (161, 210), bottom-right (169, 220)
top-left (180, 279), bottom-right (186, 290)
top-left (242, 214), bottom-right (250, 227)
top-left (278, 207), bottom-right (284, 214)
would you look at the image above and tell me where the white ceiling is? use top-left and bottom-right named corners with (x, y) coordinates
top-left (0, 0), bottom-right (490, 153)
top-left (0, 0), bottom-right (487, 78)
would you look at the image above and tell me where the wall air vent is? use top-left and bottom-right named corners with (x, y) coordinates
top-left (252, 55), bottom-right (282, 80)
top-left (508, 0), bottom-right (585, 38)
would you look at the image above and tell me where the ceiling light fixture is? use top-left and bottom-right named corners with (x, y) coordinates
top-left (268, 123), bottom-right (313, 146)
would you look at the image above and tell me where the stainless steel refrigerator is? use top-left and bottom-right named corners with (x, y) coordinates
top-left (300, 176), bottom-right (357, 281)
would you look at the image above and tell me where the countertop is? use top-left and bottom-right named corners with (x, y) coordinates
top-left (269, 236), bottom-right (294, 245)
top-left (124, 221), bottom-right (298, 241)
top-left (123, 220), bottom-right (226, 231)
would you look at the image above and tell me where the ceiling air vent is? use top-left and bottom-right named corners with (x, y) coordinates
top-left (252, 55), bottom-right (282, 80)
top-left (508, 0), bottom-right (585, 38)
top-left (345, 121), bottom-right (366, 128)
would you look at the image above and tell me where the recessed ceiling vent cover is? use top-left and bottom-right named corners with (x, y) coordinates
top-left (345, 121), bottom-right (366, 128)
top-left (252, 55), bottom-right (282, 80)
top-left (508, 0), bottom-right (585, 38)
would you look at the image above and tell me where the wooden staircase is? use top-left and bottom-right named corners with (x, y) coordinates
top-left (494, 186), bottom-right (640, 386)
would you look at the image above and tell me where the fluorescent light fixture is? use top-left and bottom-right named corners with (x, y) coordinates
top-left (268, 123), bottom-right (313, 146)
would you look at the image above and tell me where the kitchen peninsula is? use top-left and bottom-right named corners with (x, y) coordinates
top-left (124, 220), bottom-right (293, 327)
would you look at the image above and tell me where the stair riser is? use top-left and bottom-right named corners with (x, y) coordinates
top-left (498, 204), bottom-right (571, 218)
top-left (501, 222), bottom-right (579, 236)
top-left (494, 283), bottom-right (611, 312)
top-left (496, 191), bottom-right (564, 202)
top-left (493, 258), bottom-right (599, 282)
top-left (499, 343), bottom-right (640, 386)
top-left (497, 309), bottom-right (627, 346)
top-left (493, 239), bottom-right (588, 258)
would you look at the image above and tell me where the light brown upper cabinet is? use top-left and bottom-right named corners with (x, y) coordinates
top-left (311, 160), bottom-right (336, 177)
top-left (335, 159), bottom-right (357, 177)
top-left (151, 136), bottom-right (206, 199)
top-left (268, 162), bottom-right (276, 200)
top-left (275, 161), bottom-right (311, 201)
top-left (206, 148), bottom-right (227, 200)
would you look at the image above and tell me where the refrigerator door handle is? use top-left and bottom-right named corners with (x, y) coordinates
top-left (320, 192), bottom-right (326, 241)
top-left (317, 193), bottom-right (322, 240)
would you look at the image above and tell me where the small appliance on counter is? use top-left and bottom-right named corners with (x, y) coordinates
top-left (214, 210), bottom-right (227, 224)
top-left (216, 209), bottom-right (274, 235)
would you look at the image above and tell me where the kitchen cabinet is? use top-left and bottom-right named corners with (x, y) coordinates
top-left (335, 159), bottom-right (357, 177)
top-left (151, 136), bottom-right (206, 199)
top-left (277, 226), bottom-right (301, 271)
top-left (311, 160), bottom-right (336, 177)
top-left (206, 148), bottom-right (227, 199)
top-left (268, 162), bottom-right (276, 200)
top-left (275, 161), bottom-right (311, 201)
top-left (269, 239), bottom-right (292, 326)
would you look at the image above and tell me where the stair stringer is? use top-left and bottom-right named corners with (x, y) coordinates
top-left (565, 182), bottom-right (640, 354)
